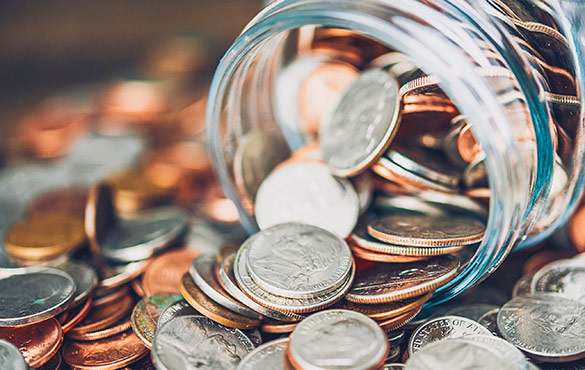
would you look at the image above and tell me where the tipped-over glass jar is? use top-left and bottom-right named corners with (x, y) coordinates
top-left (206, 0), bottom-right (585, 304)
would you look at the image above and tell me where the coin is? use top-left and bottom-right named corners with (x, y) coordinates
top-left (0, 268), bottom-right (75, 326)
top-left (142, 248), bottom-right (199, 295)
top-left (130, 293), bottom-right (183, 348)
top-left (236, 338), bottom-right (289, 370)
top-left (261, 321), bottom-right (299, 334)
top-left (63, 329), bottom-right (148, 370)
top-left (151, 315), bottom-right (255, 370)
top-left (109, 170), bottom-right (171, 214)
top-left (100, 206), bottom-right (189, 262)
top-left (254, 161), bottom-right (359, 238)
top-left (0, 339), bottom-right (27, 370)
top-left (368, 213), bottom-right (485, 247)
top-left (531, 259), bottom-right (585, 303)
top-left (408, 316), bottom-right (493, 355)
top-left (340, 292), bottom-right (432, 321)
top-left (466, 335), bottom-right (531, 369)
top-left (69, 318), bottom-right (132, 341)
top-left (0, 317), bottom-right (63, 368)
top-left (56, 260), bottom-right (98, 307)
top-left (383, 364), bottom-right (405, 370)
top-left (346, 255), bottom-right (459, 304)
top-left (289, 309), bottom-right (388, 370)
top-left (245, 223), bottom-right (352, 298)
top-left (379, 306), bottom-right (424, 331)
top-left (131, 278), bottom-right (146, 297)
top-left (457, 123), bottom-right (482, 163)
top-left (4, 213), bottom-right (86, 261)
top-left (320, 69), bottom-right (401, 177)
top-left (349, 240), bottom-right (434, 262)
top-left (97, 259), bottom-right (151, 293)
top-left (68, 292), bottom-right (134, 335)
top-left (513, 272), bottom-right (535, 297)
top-left (387, 330), bottom-right (405, 347)
top-left (62, 297), bottom-right (93, 333)
top-left (498, 294), bottom-right (585, 363)
top-left (37, 352), bottom-right (62, 370)
top-left (190, 253), bottom-right (262, 319)
top-left (373, 157), bottom-right (457, 194)
top-left (445, 304), bottom-right (500, 321)
top-left (478, 308), bottom-right (499, 335)
top-left (387, 148), bottom-right (459, 188)
top-left (179, 273), bottom-right (261, 329)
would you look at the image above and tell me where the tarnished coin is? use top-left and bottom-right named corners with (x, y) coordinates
top-left (289, 309), bottom-right (388, 370)
top-left (245, 223), bottom-right (352, 298)
top-left (101, 206), bottom-right (189, 262)
top-left (340, 292), bottom-right (432, 321)
top-left (368, 213), bottom-right (485, 247)
top-left (56, 260), bottom-right (98, 307)
top-left (321, 69), bottom-right (401, 177)
top-left (68, 291), bottom-right (134, 335)
top-left (408, 316), bottom-right (493, 355)
top-left (346, 256), bottom-right (459, 304)
top-left (236, 338), bottom-right (289, 370)
top-left (142, 248), bottom-right (199, 295)
top-left (478, 308), bottom-right (499, 335)
top-left (69, 318), bottom-right (132, 341)
top-left (130, 293), bottom-right (183, 348)
top-left (62, 296), bottom-right (93, 333)
top-left (0, 267), bottom-right (75, 326)
top-left (498, 294), bottom-right (585, 363)
top-left (152, 315), bottom-right (255, 370)
top-left (254, 161), bottom-right (359, 238)
top-left (190, 253), bottom-right (262, 319)
top-left (445, 304), bottom-right (499, 322)
top-left (531, 259), bottom-right (585, 304)
top-left (0, 339), bottom-right (27, 370)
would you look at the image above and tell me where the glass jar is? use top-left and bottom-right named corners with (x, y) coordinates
top-left (206, 0), bottom-right (585, 304)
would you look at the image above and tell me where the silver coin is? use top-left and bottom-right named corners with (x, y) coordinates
top-left (217, 252), bottom-right (303, 322)
top-left (531, 259), bottom-right (585, 304)
top-left (387, 148), bottom-right (459, 188)
top-left (101, 206), bottom-right (189, 262)
top-left (373, 195), bottom-right (446, 217)
top-left (254, 161), bottom-right (359, 238)
top-left (497, 294), bottom-right (585, 363)
top-left (56, 259), bottom-right (97, 307)
top-left (383, 364), bottom-right (406, 370)
top-left (376, 157), bottom-right (458, 193)
top-left (0, 339), bottom-right (27, 370)
top-left (466, 335), bottom-right (531, 369)
top-left (0, 267), bottom-right (75, 326)
top-left (368, 213), bottom-right (485, 247)
top-left (405, 338), bottom-right (515, 370)
top-left (408, 316), bottom-right (493, 355)
top-left (236, 337), bottom-right (288, 370)
top-left (321, 69), bottom-right (401, 177)
top-left (445, 304), bottom-right (499, 322)
top-left (513, 273), bottom-right (535, 297)
top-left (289, 309), bottom-right (388, 370)
top-left (245, 223), bottom-right (352, 298)
top-left (234, 243), bottom-right (354, 313)
top-left (152, 315), bottom-right (255, 370)
top-left (190, 253), bottom-right (262, 320)
top-left (463, 157), bottom-right (488, 189)
top-left (478, 308), bottom-right (500, 336)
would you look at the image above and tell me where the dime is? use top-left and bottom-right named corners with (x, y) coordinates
top-left (56, 260), bottom-right (98, 307)
top-left (531, 259), bottom-right (585, 304)
top-left (368, 213), bottom-right (485, 247)
top-left (513, 273), bottom-right (535, 297)
top-left (445, 304), bottom-right (499, 321)
top-left (236, 338), bottom-right (289, 370)
top-left (340, 292), bottom-right (432, 321)
top-left (142, 248), bottom-right (199, 295)
top-left (498, 294), bottom-right (585, 363)
top-left (152, 315), bottom-right (255, 370)
top-left (245, 223), bottom-right (352, 298)
top-left (100, 206), bottom-right (188, 262)
top-left (289, 309), bottom-right (388, 370)
top-left (254, 161), bottom-right (359, 238)
top-left (478, 308), bottom-right (500, 336)
top-left (408, 316), bottom-right (493, 355)
top-left (321, 69), bottom-right (401, 177)
top-left (62, 297), bottom-right (93, 333)
top-left (190, 253), bottom-right (262, 319)
top-left (0, 339), bottom-right (27, 370)
top-left (346, 256), bottom-right (459, 304)
top-left (387, 148), bottom-right (459, 188)
top-left (130, 293), bottom-right (183, 348)
top-left (68, 292), bottom-right (134, 335)
top-left (179, 273), bottom-right (261, 329)
top-left (0, 267), bottom-right (75, 326)
top-left (63, 329), bottom-right (148, 369)
top-left (0, 317), bottom-right (63, 368)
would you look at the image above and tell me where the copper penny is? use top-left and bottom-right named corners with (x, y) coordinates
top-left (63, 329), bottom-right (149, 370)
top-left (378, 305), bottom-right (424, 331)
top-left (130, 293), bottom-right (183, 349)
top-left (130, 278), bottom-right (146, 297)
top-left (68, 292), bottom-right (134, 335)
top-left (179, 273), bottom-right (261, 330)
top-left (340, 292), bottom-right (432, 321)
top-left (570, 206), bottom-right (585, 252)
top-left (457, 123), bottom-right (482, 163)
top-left (142, 248), bottom-right (200, 296)
top-left (62, 297), bottom-right (93, 333)
top-left (260, 321), bottom-right (299, 334)
top-left (0, 317), bottom-right (63, 368)
top-left (349, 241), bottom-right (430, 263)
top-left (26, 186), bottom-right (89, 219)
top-left (37, 351), bottom-right (62, 370)
top-left (69, 318), bottom-right (133, 341)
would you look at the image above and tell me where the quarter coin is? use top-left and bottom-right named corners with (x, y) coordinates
top-left (236, 338), bottom-right (289, 370)
top-left (130, 293), bottom-right (183, 348)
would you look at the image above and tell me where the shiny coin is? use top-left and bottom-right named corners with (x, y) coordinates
top-left (368, 213), bottom-right (485, 247)
top-left (142, 248), bottom-right (199, 295)
top-left (130, 293), bottom-right (183, 349)
top-left (180, 273), bottom-right (262, 329)
top-left (373, 157), bottom-right (457, 194)
top-left (190, 253), bottom-right (262, 319)
top-left (0, 267), bottom-right (75, 326)
top-left (445, 304), bottom-right (499, 322)
top-left (0, 317), bottom-right (63, 368)
top-left (289, 309), bottom-right (388, 370)
top-left (346, 256), bottom-right (459, 304)
top-left (101, 206), bottom-right (189, 262)
top-left (531, 259), bottom-right (585, 304)
top-left (478, 308), bottom-right (499, 335)
top-left (408, 316), bottom-right (493, 355)
top-left (236, 338), bottom-right (289, 370)
top-left (4, 213), bottom-right (85, 261)
top-left (62, 297), bottom-right (93, 333)
top-left (254, 161), bottom-right (359, 238)
top-left (0, 339), bottom-right (27, 370)
top-left (245, 222), bottom-right (352, 298)
top-left (56, 260), bottom-right (98, 307)
top-left (349, 241), bottom-right (431, 262)
top-left (340, 292), bottom-right (432, 321)
top-left (152, 315), bottom-right (255, 370)
top-left (498, 294), bottom-right (585, 363)
top-left (321, 69), bottom-right (401, 177)
top-left (387, 148), bottom-right (459, 188)
top-left (465, 335), bottom-right (531, 369)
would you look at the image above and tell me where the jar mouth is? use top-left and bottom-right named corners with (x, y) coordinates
top-left (206, 0), bottom-right (572, 303)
